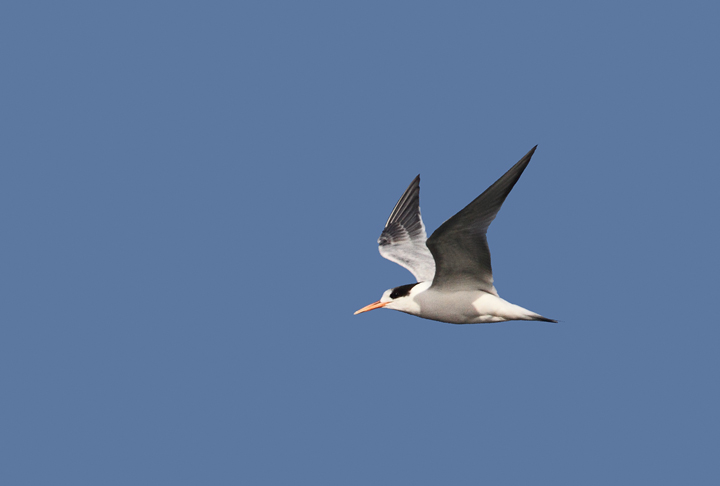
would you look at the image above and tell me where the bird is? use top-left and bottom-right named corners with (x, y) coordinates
top-left (354, 146), bottom-right (556, 324)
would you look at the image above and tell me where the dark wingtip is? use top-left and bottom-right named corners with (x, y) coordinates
top-left (524, 145), bottom-right (538, 159)
top-left (534, 315), bottom-right (558, 323)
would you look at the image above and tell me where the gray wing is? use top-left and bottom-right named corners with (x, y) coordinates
top-left (378, 175), bottom-right (436, 282)
top-left (426, 146), bottom-right (537, 294)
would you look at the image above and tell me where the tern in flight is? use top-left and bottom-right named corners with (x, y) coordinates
top-left (355, 146), bottom-right (556, 324)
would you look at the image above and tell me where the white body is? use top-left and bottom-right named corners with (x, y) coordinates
top-left (381, 282), bottom-right (547, 324)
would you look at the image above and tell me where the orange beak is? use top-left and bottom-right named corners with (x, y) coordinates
top-left (354, 300), bottom-right (388, 315)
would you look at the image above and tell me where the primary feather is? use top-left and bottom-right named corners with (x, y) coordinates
top-left (377, 175), bottom-right (436, 282)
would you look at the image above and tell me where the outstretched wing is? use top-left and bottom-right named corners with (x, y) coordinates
top-left (426, 146), bottom-right (537, 295)
top-left (378, 175), bottom-right (436, 282)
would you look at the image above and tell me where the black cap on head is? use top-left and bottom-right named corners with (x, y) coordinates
top-left (390, 283), bottom-right (419, 299)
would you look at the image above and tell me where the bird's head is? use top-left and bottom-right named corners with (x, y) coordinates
top-left (354, 282), bottom-right (420, 315)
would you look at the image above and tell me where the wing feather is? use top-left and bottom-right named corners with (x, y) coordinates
top-left (426, 146), bottom-right (538, 294)
top-left (378, 175), bottom-right (436, 282)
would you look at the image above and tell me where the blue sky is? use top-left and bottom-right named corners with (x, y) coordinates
top-left (1, 1), bottom-right (719, 484)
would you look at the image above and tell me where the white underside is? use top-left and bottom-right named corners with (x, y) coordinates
top-left (385, 281), bottom-right (546, 324)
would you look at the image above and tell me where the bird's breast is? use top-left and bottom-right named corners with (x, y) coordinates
top-left (410, 289), bottom-right (508, 324)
